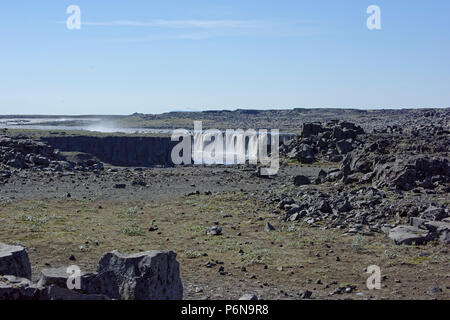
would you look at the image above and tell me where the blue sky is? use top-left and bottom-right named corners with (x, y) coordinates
top-left (0, 0), bottom-right (449, 115)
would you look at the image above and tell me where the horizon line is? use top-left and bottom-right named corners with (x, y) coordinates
top-left (1, 106), bottom-right (449, 117)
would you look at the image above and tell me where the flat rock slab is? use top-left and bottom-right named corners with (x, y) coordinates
top-left (38, 267), bottom-right (70, 288)
top-left (420, 207), bottom-right (448, 221)
top-left (0, 275), bottom-right (41, 300)
top-left (409, 219), bottom-right (450, 245)
top-left (1, 273), bottom-right (112, 300)
top-left (97, 250), bottom-right (183, 300)
top-left (0, 243), bottom-right (32, 279)
top-left (38, 267), bottom-right (120, 299)
top-left (41, 285), bottom-right (111, 301)
top-left (424, 221), bottom-right (450, 233)
top-left (389, 226), bottom-right (430, 245)
top-left (424, 221), bottom-right (450, 245)
top-left (239, 294), bottom-right (259, 300)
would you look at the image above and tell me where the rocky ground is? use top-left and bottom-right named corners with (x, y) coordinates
top-left (0, 108), bottom-right (449, 300)
top-left (4, 108), bottom-right (449, 134)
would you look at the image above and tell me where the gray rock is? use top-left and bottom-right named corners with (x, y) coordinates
top-left (343, 172), bottom-right (364, 184)
top-left (57, 161), bottom-right (74, 170)
top-left (423, 221), bottom-right (450, 233)
top-left (132, 178), bottom-right (147, 187)
top-left (339, 121), bottom-right (364, 134)
top-left (301, 123), bottom-right (323, 138)
top-left (316, 169), bottom-right (328, 182)
top-left (239, 294), bottom-right (258, 300)
top-left (277, 197), bottom-right (295, 209)
top-left (337, 200), bottom-right (352, 213)
top-left (373, 157), bottom-right (449, 191)
top-left (410, 217), bottom-right (428, 229)
top-left (336, 140), bottom-right (354, 155)
top-left (265, 222), bottom-right (275, 232)
top-left (0, 243), bottom-right (32, 279)
top-left (428, 286), bottom-right (443, 294)
top-left (420, 207), bottom-right (448, 221)
top-left (298, 146), bottom-right (315, 164)
top-left (0, 275), bottom-right (41, 300)
top-left (38, 267), bottom-right (70, 288)
top-left (287, 148), bottom-right (299, 159)
top-left (286, 205), bottom-right (301, 216)
top-left (293, 175), bottom-right (311, 186)
top-left (38, 267), bottom-right (120, 299)
top-left (81, 271), bottom-right (121, 299)
top-left (439, 230), bottom-right (450, 245)
top-left (96, 250), bottom-right (183, 300)
top-left (347, 224), bottom-right (363, 234)
top-left (423, 221), bottom-right (450, 244)
top-left (206, 226), bottom-right (222, 236)
top-left (318, 200), bottom-right (332, 213)
top-left (7, 158), bottom-right (26, 169)
top-left (332, 127), bottom-right (345, 140)
top-left (388, 226), bottom-right (430, 245)
top-left (299, 290), bottom-right (313, 299)
top-left (288, 210), bottom-right (307, 222)
top-left (41, 285), bottom-right (111, 300)
top-left (328, 153), bottom-right (343, 163)
top-left (326, 169), bottom-right (343, 182)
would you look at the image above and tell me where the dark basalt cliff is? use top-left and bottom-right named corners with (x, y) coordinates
top-left (42, 136), bottom-right (177, 167)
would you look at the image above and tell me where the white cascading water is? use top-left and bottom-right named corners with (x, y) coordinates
top-left (192, 130), bottom-right (203, 165)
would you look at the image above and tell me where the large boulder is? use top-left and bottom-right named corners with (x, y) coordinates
top-left (423, 221), bottom-right (450, 245)
top-left (96, 250), bottom-right (183, 300)
top-left (37, 267), bottom-right (70, 288)
top-left (0, 275), bottom-right (41, 300)
top-left (338, 121), bottom-right (365, 135)
top-left (388, 226), bottom-right (430, 245)
top-left (392, 168), bottom-right (418, 191)
top-left (318, 200), bottom-right (332, 213)
top-left (0, 275), bottom-right (109, 301)
top-left (301, 123), bottom-right (323, 138)
top-left (206, 226), bottom-right (222, 236)
top-left (420, 207), bottom-right (448, 221)
top-left (0, 244), bottom-right (184, 300)
top-left (297, 145), bottom-right (315, 164)
top-left (336, 140), bottom-right (354, 155)
top-left (81, 271), bottom-right (121, 299)
top-left (373, 157), bottom-right (449, 191)
top-left (0, 243), bottom-right (32, 279)
top-left (409, 218), bottom-right (450, 245)
top-left (38, 267), bottom-right (120, 299)
top-left (348, 154), bottom-right (373, 174)
top-left (40, 285), bottom-right (111, 301)
top-left (293, 175), bottom-right (311, 186)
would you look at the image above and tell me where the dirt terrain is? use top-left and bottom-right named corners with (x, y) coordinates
top-left (0, 108), bottom-right (449, 300)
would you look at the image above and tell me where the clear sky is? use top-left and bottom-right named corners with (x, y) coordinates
top-left (0, 0), bottom-right (449, 115)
